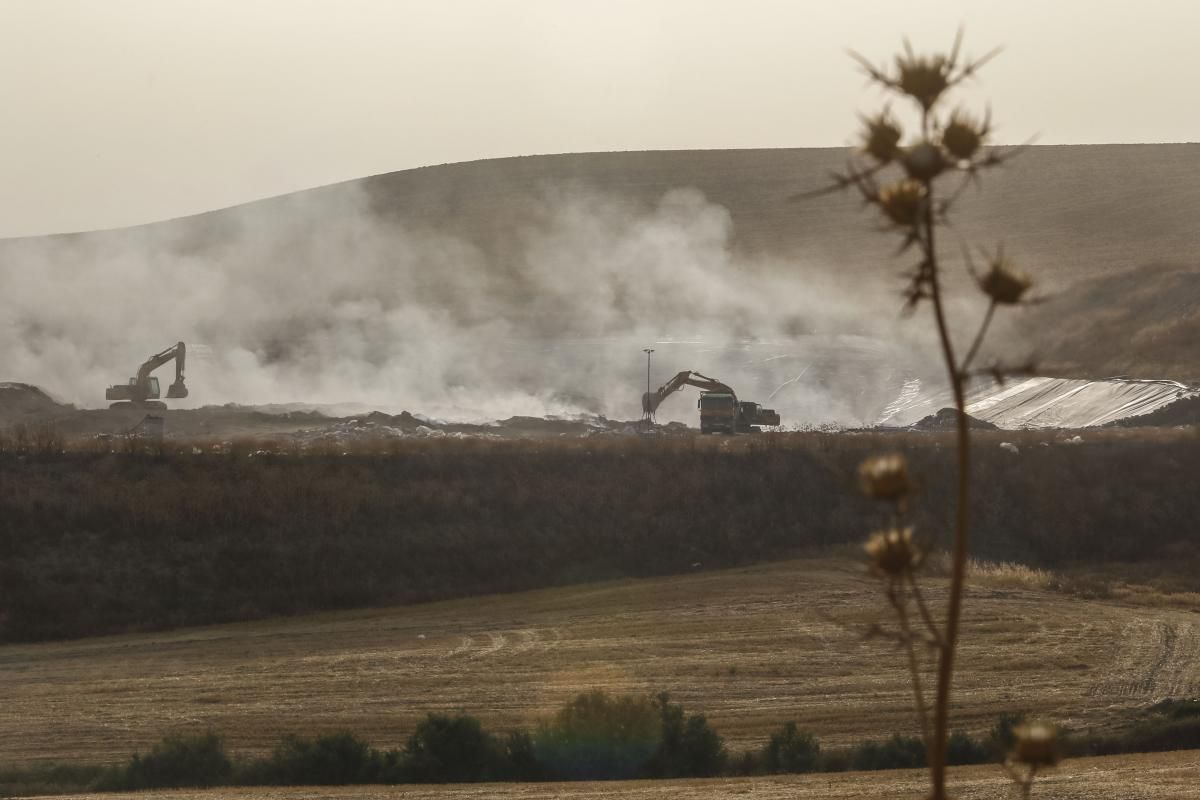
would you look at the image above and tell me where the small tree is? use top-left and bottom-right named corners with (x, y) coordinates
top-left (647, 692), bottom-right (726, 777)
top-left (762, 722), bottom-right (820, 774)
top-left (533, 690), bottom-right (660, 780)
top-left (403, 713), bottom-right (502, 783)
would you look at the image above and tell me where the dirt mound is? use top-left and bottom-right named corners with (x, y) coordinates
top-left (911, 407), bottom-right (998, 431)
top-left (0, 383), bottom-right (68, 423)
top-left (1024, 263), bottom-right (1200, 383)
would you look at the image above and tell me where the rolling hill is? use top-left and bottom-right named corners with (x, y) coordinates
top-left (1, 145), bottom-right (1198, 420)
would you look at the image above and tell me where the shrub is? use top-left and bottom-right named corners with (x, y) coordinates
top-left (256, 732), bottom-right (379, 785)
top-left (500, 730), bottom-right (544, 781)
top-left (987, 711), bottom-right (1027, 757)
top-left (533, 691), bottom-right (660, 780)
top-left (762, 722), bottom-right (820, 774)
top-left (945, 731), bottom-right (990, 765)
top-left (646, 692), bottom-right (726, 777)
top-left (0, 763), bottom-right (106, 796)
top-left (1072, 700), bottom-right (1200, 756)
top-left (99, 732), bottom-right (232, 790)
top-left (403, 713), bottom-right (502, 783)
top-left (816, 748), bottom-right (852, 772)
top-left (849, 734), bottom-right (926, 771)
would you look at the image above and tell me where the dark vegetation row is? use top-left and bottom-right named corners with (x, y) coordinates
top-left (5, 692), bottom-right (1199, 796)
top-left (1, 428), bottom-right (1198, 642)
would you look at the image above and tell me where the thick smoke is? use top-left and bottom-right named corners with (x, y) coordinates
top-left (0, 182), bottom-right (946, 425)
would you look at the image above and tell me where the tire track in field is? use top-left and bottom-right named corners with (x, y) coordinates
top-left (1088, 617), bottom-right (1200, 699)
top-left (445, 627), bottom-right (565, 659)
top-left (445, 636), bottom-right (473, 657)
top-left (470, 632), bottom-right (507, 659)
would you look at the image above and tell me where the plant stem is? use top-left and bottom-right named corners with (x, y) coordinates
top-left (891, 582), bottom-right (932, 749)
top-left (960, 299), bottom-right (997, 374)
top-left (923, 178), bottom-right (972, 800)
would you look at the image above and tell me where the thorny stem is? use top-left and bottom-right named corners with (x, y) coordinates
top-left (907, 571), bottom-right (943, 648)
top-left (889, 581), bottom-right (932, 748)
top-left (960, 299), bottom-right (997, 375)
top-left (922, 152), bottom-right (973, 800)
top-left (1004, 761), bottom-right (1039, 799)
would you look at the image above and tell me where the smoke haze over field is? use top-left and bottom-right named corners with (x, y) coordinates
top-left (0, 178), bottom-right (943, 425)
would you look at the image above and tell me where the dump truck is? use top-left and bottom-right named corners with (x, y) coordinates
top-left (642, 370), bottom-right (780, 433)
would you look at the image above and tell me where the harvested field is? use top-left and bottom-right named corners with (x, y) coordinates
top-left (25, 750), bottom-right (1200, 799)
top-left (3, 558), bottom-right (1199, 768)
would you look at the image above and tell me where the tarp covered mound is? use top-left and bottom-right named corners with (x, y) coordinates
top-left (898, 377), bottom-right (1197, 430)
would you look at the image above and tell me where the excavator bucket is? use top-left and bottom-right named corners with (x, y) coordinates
top-left (166, 380), bottom-right (188, 399)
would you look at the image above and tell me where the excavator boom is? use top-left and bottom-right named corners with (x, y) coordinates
top-left (641, 368), bottom-right (779, 433)
top-left (642, 370), bottom-right (734, 415)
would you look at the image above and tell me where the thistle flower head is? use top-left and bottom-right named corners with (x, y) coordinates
top-left (902, 141), bottom-right (946, 182)
top-left (858, 453), bottom-right (911, 502)
top-left (860, 112), bottom-right (903, 164)
top-left (895, 52), bottom-right (951, 110)
top-left (942, 109), bottom-right (988, 161)
top-left (980, 257), bottom-right (1033, 305)
top-left (864, 526), bottom-right (923, 577)
top-left (1011, 722), bottom-right (1060, 767)
top-left (877, 180), bottom-right (926, 227)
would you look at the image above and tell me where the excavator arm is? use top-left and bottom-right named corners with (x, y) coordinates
top-left (642, 370), bottom-right (734, 416)
top-left (136, 342), bottom-right (188, 399)
top-left (107, 341), bottom-right (189, 405)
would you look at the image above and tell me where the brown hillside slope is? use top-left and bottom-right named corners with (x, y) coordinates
top-left (3, 558), bottom-right (1198, 766)
top-left (353, 145), bottom-right (1200, 289)
top-left (6, 145), bottom-right (1198, 383)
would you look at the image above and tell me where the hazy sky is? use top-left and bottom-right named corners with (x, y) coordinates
top-left (1, 0), bottom-right (1197, 237)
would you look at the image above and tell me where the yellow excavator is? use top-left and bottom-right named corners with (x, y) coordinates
top-left (642, 370), bottom-right (780, 433)
top-left (105, 342), bottom-right (189, 409)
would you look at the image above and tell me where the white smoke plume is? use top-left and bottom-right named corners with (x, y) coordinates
top-left (0, 181), bottom-right (947, 425)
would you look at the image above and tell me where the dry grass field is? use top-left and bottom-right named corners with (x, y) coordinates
top-left (25, 751), bottom-right (1200, 800)
top-left (3, 558), bottom-right (1199, 771)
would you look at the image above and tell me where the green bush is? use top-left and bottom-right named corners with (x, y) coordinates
top-left (500, 730), bottom-right (544, 781)
top-left (849, 734), bottom-right (926, 771)
top-left (762, 722), bottom-right (820, 774)
top-left (987, 711), bottom-right (1026, 757)
top-left (1073, 700), bottom-right (1200, 757)
top-left (403, 713), bottom-right (502, 783)
top-left (945, 731), bottom-right (990, 765)
top-left (816, 748), bottom-right (852, 772)
top-left (0, 762), bottom-right (106, 796)
top-left (646, 692), bottom-right (726, 777)
top-left (99, 732), bottom-right (232, 790)
top-left (254, 732), bottom-right (380, 785)
top-left (533, 691), bottom-right (660, 780)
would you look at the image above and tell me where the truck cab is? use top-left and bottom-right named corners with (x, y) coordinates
top-left (698, 391), bottom-right (738, 434)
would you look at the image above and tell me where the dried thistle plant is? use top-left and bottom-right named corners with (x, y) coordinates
top-left (1005, 721), bottom-right (1061, 799)
top-left (806, 32), bottom-right (1050, 800)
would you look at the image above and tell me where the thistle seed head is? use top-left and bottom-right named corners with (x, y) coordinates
top-left (942, 110), bottom-right (987, 161)
top-left (1011, 722), bottom-right (1060, 767)
top-left (902, 141), bottom-right (947, 182)
top-left (858, 453), bottom-right (912, 501)
top-left (895, 53), bottom-right (951, 110)
top-left (860, 112), bottom-right (903, 164)
top-left (864, 526), bottom-right (923, 577)
top-left (980, 258), bottom-right (1033, 305)
top-left (877, 180), bottom-right (927, 227)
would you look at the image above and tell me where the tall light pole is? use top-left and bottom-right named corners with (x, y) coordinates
top-left (642, 347), bottom-right (655, 429)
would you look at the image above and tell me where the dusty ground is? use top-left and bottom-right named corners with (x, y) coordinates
top-left (23, 751), bottom-right (1200, 799)
top-left (3, 559), bottom-right (1199, 768)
